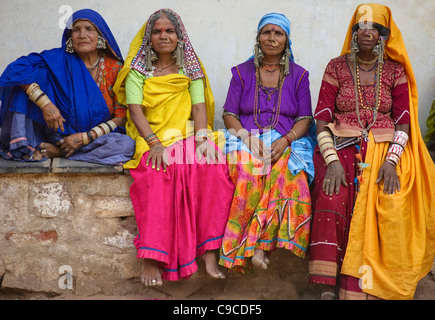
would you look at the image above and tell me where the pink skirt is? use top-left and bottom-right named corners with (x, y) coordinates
top-left (129, 137), bottom-right (235, 281)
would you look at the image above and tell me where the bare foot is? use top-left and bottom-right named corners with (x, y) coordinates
top-left (29, 150), bottom-right (44, 161)
top-left (201, 251), bottom-right (225, 279)
top-left (39, 142), bottom-right (62, 158)
top-left (252, 249), bottom-right (267, 269)
top-left (141, 258), bottom-right (162, 287)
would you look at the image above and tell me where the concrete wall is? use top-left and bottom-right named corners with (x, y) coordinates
top-left (0, 0), bottom-right (434, 134)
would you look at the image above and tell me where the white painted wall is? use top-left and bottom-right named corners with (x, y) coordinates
top-left (1, 0), bottom-right (434, 134)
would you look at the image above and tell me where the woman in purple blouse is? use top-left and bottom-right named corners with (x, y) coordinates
top-left (218, 13), bottom-right (315, 272)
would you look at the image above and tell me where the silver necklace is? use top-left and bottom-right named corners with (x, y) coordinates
top-left (86, 56), bottom-right (101, 72)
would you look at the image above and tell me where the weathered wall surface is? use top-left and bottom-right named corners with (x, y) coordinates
top-left (0, 170), bottom-right (315, 300)
top-left (0, 172), bottom-right (139, 297)
top-left (0, 168), bottom-right (434, 300)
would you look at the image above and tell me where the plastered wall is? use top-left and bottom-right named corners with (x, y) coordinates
top-left (1, 0), bottom-right (434, 134)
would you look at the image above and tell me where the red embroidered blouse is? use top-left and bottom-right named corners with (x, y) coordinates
top-left (314, 54), bottom-right (409, 142)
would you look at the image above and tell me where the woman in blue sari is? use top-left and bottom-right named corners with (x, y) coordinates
top-left (0, 9), bottom-right (134, 165)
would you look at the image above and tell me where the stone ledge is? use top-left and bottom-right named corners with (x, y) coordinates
top-left (0, 157), bottom-right (51, 174)
top-left (0, 159), bottom-right (433, 300)
top-left (0, 157), bottom-right (125, 174)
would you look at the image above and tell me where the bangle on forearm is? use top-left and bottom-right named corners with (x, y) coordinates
top-left (147, 138), bottom-right (160, 147)
top-left (106, 120), bottom-right (117, 131)
top-left (385, 130), bottom-right (409, 166)
top-left (26, 83), bottom-right (52, 109)
top-left (86, 131), bottom-right (94, 143)
top-left (283, 134), bottom-right (292, 146)
top-left (325, 153), bottom-right (340, 165)
top-left (26, 83), bottom-right (39, 95)
top-left (289, 129), bottom-right (297, 140)
top-left (82, 132), bottom-right (89, 146)
top-left (195, 130), bottom-right (208, 141)
top-left (317, 130), bottom-right (339, 165)
top-left (386, 152), bottom-right (400, 166)
top-left (91, 120), bottom-right (117, 139)
top-left (144, 133), bottom-right (161, 147)
top-left (91, 125), bottom-right (105, 138)
top-left (35, 95), bottom-right (51, 109)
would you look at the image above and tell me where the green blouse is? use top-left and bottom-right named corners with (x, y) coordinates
top-left (125, 68), bottom-right (205, 106)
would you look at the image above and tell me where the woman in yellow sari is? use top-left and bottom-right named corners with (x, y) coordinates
top-left (308, 3), bottom-right (435, 300)
top-left (114, 8), bottom-right (234, 286)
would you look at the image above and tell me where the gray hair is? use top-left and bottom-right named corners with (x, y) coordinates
top-left (147, 9), bottom-right (183, 41)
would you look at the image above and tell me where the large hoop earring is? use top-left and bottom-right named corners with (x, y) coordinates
top-left (65, 37), bottom-right (74, 53)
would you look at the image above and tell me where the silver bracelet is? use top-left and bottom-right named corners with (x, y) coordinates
top-left (195, 131), bottom-right (208, 141)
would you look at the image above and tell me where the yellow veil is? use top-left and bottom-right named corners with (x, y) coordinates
top-left (339, 4), bottom-right (435, 300)
top-left (113, 13), bottom-right (218, 169)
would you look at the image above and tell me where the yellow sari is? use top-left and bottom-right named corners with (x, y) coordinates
top-left (113, 21), bottom-right (222, 169)
top-left (339, 4), bottom-right (435, 300)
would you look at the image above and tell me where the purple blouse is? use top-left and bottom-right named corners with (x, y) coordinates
top-left (223, 58), bottom-right (312, 136)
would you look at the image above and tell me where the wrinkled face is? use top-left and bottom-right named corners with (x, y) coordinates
top-left (150, 15), bottom-right (178, 54)
top-left (258, 24), bottom-right (287, 58)
top-left (71, 20), bottom-right (99, 56)
top-left (357, 22), bottom-right (380, 52)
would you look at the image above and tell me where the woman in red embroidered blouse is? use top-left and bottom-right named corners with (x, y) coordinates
top-left (308, 4), bottom-right (435, 300)
top-left (315, 55), bottom-right (409, 140)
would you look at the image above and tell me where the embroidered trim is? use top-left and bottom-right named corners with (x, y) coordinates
top-left (222, 110), bottom-right (240, 120)
top-left (295, 115), bottom-right (313, 122)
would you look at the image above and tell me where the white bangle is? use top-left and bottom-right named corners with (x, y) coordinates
top-left (195, 131), bottom-right (208, 141)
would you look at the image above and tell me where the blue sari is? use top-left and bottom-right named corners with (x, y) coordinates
top-left (0, 9), bottom-right (134, 165)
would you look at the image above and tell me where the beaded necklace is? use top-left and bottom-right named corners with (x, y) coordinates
top-left (358, 61), bottom-right (377, 72)
top-left (261, 64), bottom-right (279, 74)
top-left (354, 57), bottom-right (383, 142)
top-left (253, 66), bottom-right (284, 130)
top-left (357, 55), bottom-right (378, 65)
top-left (86, 56), bottom-right (100, 72)
top-left (87, 53), bottom-right (105, 87)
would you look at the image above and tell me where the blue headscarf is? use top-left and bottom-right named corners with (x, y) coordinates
top-left (257, 12), bottom-right (294, 62)
top-left (62, 9), bottom-right (123, 61)
top-left (0, 9), bottom-right (122, 135)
